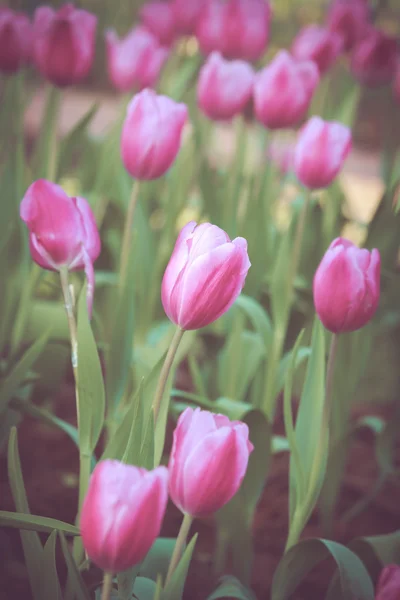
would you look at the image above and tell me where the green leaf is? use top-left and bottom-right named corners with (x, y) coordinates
top-left (271, 538), bottom-right (374, 600)
top-left (207, 576), bottom-right (257, 600)
top-left (41, 531), bottom-right (62, 600)
top-left (161, 534), bottom-right (198, 600)
top-left (77, 284), bottom-right (105, 452)
top-left (57, 103), bottom-right (98, 179)
top-left (140, 538), bottom-right (176, 582)
top-left (133, 577), bottom-right (158, 599)
top-left (117, 566), bottom-right (141, 600)
top-left (275, 345), bottom-right (311, 400)
top-left (59, 532), bottom-right (91, 600)
top-left (0, 511), bottom-right (80, 535)
top-left (350, 530), bottom-right (400, 583)
top-left (0, 332), bottom-right (49, 415)
top-left (235, 294), bottom-right (273, 351)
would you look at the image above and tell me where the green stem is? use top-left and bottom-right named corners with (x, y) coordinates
top-left (153, 327), bottom-right (185, 424)
top-left (101, 572), bottom-right (113, 600)
top-left (226, 115), bottom-right (247, 236)
top-left (10, 263), bottom-right (42, 357)
top-left (165, 514), bottom-right (193, 587)
top-left (118, 179), bottom-right (140, 292)
top-left (288, 190), bottom-right (311, 297)
top-left (262, 325), bottom-right (285, 420)
top-left (37, 85), bottom-right (61, 181)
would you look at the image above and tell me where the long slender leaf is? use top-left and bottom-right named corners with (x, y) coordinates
top-left (161, 534), bottom-right (198, 600)
top-left (0, 511), bottom-right (80, 535)
top-left (59, 532), bottom-right (91, 600)
top-left (41, 531), bottom-right (62, 600)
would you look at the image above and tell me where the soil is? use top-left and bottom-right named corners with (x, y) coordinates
top-left (1, 374), bottom-right (399, 600)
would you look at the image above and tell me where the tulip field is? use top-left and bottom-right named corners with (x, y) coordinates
top-left (1, 0), bottom-right (400, 599)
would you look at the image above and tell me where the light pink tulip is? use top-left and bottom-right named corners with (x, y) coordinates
top-left (33, 3), bottom-right (97, 87)
top-left (326, 0), bottom-right (370, 52)
top-left (291, 25), bottom-right (343, 74)
top-left (121, 89), bottom-right (187, 180)
top-left (267, 141), bottom-right (295, 175)
top-left (172, 0), bottom-right (203, 35)
top-left (197, 51), bottom-right (255, 121)
top-left (313, 238), bottom-right (380, 333)
top-left (254, 50), bottom-right (319, 130)
top-left (106, 26), bottom-right (169, 93)
top-left (0, 8), bottom-right (32, 74)
top-left (169, 408), bottom-right (253, 517)
top-left (376, 565), bottom-right (400, 600)
top-left (80, 461), bottom-right (169, 573)
top-left (196, 0), bottom-right (271, 62)
top-left (351, 28), bottom-right (398, 87)
top-left (294, 116), bottom-right (352, 189)
top-left (20, 180), bottom-right (101, 316)
top-left (140, 1), bottom-right (176, 47)
top-left (162, 221), bottom-right (251, 330)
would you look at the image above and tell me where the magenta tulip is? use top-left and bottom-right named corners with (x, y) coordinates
top-left (162, 222), bottom-right (251, 330)
top-left (326, 0), bottom-right (370, 52)
top-left (291, 25), bottom-right (343, 74)
top-left (20, 180), bottom-right (101, 315)
top-left (121, 89), bottom-right (188, 180)
top-left (196, 0), bottom-right (271, 62)
top-left (80, 461), bottom-right (169, 573)
top-left (172, 0), bottom-right (203, 35)
top-left (32, 3), bottom-right (97, 87)
top-left (254, 50), bottom-right (319, 130)
top-left (197, 51), bottom-right (255, 121)
top-left (294, 116), bottom-right (352, 189)
top-left (169, 408), bottom-right (253, 517)
top-left (0, 8), bottom-right (32, 74)
top-left (313, 238), bottom-right (380, 333)
top-left (376, 565), bottom-right (400, 600)
top-left (106, 26), bottom-right (169, 93)
top-left (140, 1), bottom-right (176, 47)
top-left (351, 28), bottom-right (398, 87)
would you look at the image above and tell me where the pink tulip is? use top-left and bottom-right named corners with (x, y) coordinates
top-left (294, 116), bottom-right (352, 189)
top-left (80, 461), bottom-right (169, 573)
top-left (291, 25), bottom-right (343, 74)
top-left (121, 89), bottom-right (188, 180)
top-left (313, 238), bottom-right (380, 333)
top-left (20, 180), bottom-right (101, 316)
top-left (196, 0), bottom-right (271, 62)
top-left (172, 0), bottom-right (203, 35)
top-left (140, 1), bottom-right (176, 47)
top-left (33, 3), bottom-right (97, 87)
top-left (351, 28), bottom-right (398, 87)
top-left (326, 0), bottom-right (370, 52)
top-left (162, 221), bottom-right (251, 330)
top-left (376, 565), bottom-right (400, 600)
top-left (254, 50), bottom-right (319, 130)
top-left (267, 141), bottom-right (295, 175)
top-left (197, 51), bottom-right (255, 121)
top-left (169, 408), bottom-right (253, 517)
top-left (0, 8), bottom-right (32, 74)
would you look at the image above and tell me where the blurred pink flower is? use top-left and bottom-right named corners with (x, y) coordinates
top-left (172, 0), bottom-right (203, 35)
top-left (291, 25), bottom-right (343, 74)
top-left (140, 1), bottom-right (177, 46)
top-left (376, 565), bottom-right (400, 600)
top-left (326, 0), bottom-right (370, 52)
top-left (267, 141), bottom-right (295, 175)
top-left (0, 8), bottom-right (32, 74)
top-left (351, 27), bottom-right (398, 87)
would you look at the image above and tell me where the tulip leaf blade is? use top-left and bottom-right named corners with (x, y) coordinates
top-left (235, 294), bottom-right (273, 351)
top-left (271, 538), bottom-right (374, 600)
top-left (207, 576), bottom-right (257, 600)
top-left (132, 577), bottom-right (158, 598)
top-left (0, 510), bottom-right (80, 535)
top-left (59, 532), bottom-right (91, 600)
top-left (140, 538), bottom-right (176, 582)
top-left (57, 102), bottom-right (99, 179)
top-left (161, 534), bottom-right (198, 600)
top-left (40, 530), bottom-right (62, 600)
top-left (349, 530), bottom-right (400, 585)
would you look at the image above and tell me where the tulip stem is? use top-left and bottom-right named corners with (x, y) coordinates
top-left (153, 327), bottom-right (185, 424)
top-left (101, 572), bottom-right (113, 600)
top-left (118, 179), bottom-right (140, 292)
top-left (289, 190), bottom-right (311, 296)
top-left (165, 513), bottom-right (193, 587)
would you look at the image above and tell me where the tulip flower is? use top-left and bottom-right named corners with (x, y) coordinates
top-left (121, 88), bottom-right (188, 180)
top-left (169, 408), bottom-right (253, 517)
top-left (140, 1), bottom-right (176, 47)
top-left (0, 8), bottom-right (32, 74)
top-left (32, 3), bottom-right (97, 87)
top-left (254, 50), bottom-right (319, 130)
top-left (106, 26), bottom-right (169, 93)
top-left (326, 0), bottom-right (370, 52)
top-left (172, 0), bottom-right (203, 35)
top-left (162, 221), bottom-right (251, 330)
top-left (267, 140), bottom-right (295, 175)
top-left (196, 0), bottom-right (271, 62)
top-left (293, 116), bottom-right (352, 189)
top-left (313, 238), bottom-right (380, 333)
top-left (80, 461), bottom-right (169, 573)
top-left (376, 565), bottom-right (400, 600)
top-left (351, 28), bottom-right (398, 87)
top-left (291, 25), bottom-right (343, 74)
top-left (20, 180), bottom-right (101, 315)
top-left (197, 51), bottom-right (255, 121)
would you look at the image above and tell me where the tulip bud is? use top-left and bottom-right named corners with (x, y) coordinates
top-left (172, 0), bottom-right (203, 35)
top-left (254, 50), bottom-right (319, 130)
top-left (121, 89), bottom-right (188, 180)
top-left (106, 26), bottom-right (169, 93)
top-left (169, 408), bottom-right (253, 517)
top-left (351, 28), bottom-right (398, 87)
top-left (197, 51), bottom-right (255, 121)
top-left (140, 1), bottom-right (176, 47)
top-left (196, 0), bottom-right (271, 62)
top-left (33, 3), bottom-right (97, 87)
top-left (294, 116), bottom-right (352, 189)
top-left (376, 565), bottom-right (400, 600)
top-left (0, 8), bottom-right (32, 74)
top-left (20, 180), bottom-right (101, 315)
top-left (80, 461), bottom-right (169, 573)
top-left (162, 221), bottom-right (251, 330)
top-left (326, 0), bottom-right (370, 52)
top-left (291, 25), bottom-right (343, 74)
top-left (313, 238), bottom-right (380, 333)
